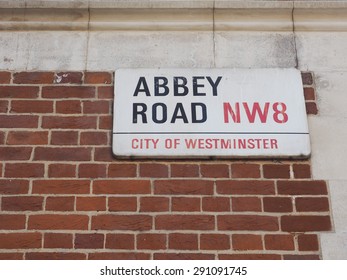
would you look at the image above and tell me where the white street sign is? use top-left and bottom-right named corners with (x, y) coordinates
top-left (113, 68), bottom-right (310, 158)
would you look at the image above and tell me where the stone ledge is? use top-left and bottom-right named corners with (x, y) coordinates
top-left (2, 0), bottom-right (347, 10)
top-left (0, 4), bottom-right (347, 32)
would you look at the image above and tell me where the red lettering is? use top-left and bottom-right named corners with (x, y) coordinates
top-left (132, 138), bottom-right (139, 149)
top-left (223, 102), bottom-right (240, 123)
top-left (185, 139), bottom-right (197, 148)
top-left (131, 138), bottom-right (159, 149)
top-left (273, 102), bottom-right (288, 123)
top-left (271, 139), bottom-right (278, 149)
top-left (243, 102), bottom-right (269, 123)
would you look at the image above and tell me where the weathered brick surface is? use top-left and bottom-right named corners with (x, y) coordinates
top-left (105, 234), bottom-right (134, 249)
top-left (0, 71), bottom-right (329, 260)
top-left (138, 233), bottom-right (167, 250)
top-left (44, 233), bottom-right (73, 249)
top-left (13, 72), bottom-right (54, 84)
top-left (232, 234), bottom-right (263, 250)
top-left (0, 71), bottom-right (11, 84)
top-left (54, 72), bottom-right (83, 84)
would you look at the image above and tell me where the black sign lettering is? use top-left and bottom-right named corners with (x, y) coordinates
top-left (206, 76), bottom-right (222, 96)
top-left (133, 103), bottom-right (147, 123)
top-left (133, 77), bottom-right (150, 96)
top-left (154, 77), bottom-right (169, 96)
top-left (152, 103), bottom-right (168, 124)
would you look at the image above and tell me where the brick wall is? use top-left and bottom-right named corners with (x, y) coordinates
top-left (0, 70), bottom-right (331, 260)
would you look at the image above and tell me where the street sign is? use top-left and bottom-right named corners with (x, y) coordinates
top-left (113, 68), bottom-right (310, 158)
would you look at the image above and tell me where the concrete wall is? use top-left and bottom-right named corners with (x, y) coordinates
top-left (1, 0), bottom-right (347, 259)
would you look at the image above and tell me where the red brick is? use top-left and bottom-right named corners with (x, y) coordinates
top-left (232, 234), bottom-right (263, 250)
top-left (295, 197), bottom-right (329, 212)
top-left (301, 72), bottom-right (313, 85)
top-left (89, 253), bottom-right (149, 260)
top-left (33, 180), bottom-right (90, 194)
top-left (154, 180), bottom-right (213, 195)
top-left (76, 196), bottom-right (106, 211)
top-left (2, 196), bottom-right (43, 211)
top-left (44, 233), bottom-right (73, 249)
top-left (218, 215), bottom-right (279, 231)
top-left (231, 163), bottom-right (260, 178)
top-left (0, 131), bottom-right (4, 144)
top-left (283, 254), bottom-right (320, 260)
top-left (51, 131), bottom-right (78, 145)
top-left (26, 253), bottom-right (86, 260)
top-left (306, 102), bottom-right (318, 114)
top-left (202, 197), bottom-right (230, 212)
top-left (200, 234), bottom-right (230, 250)
top-left (201, 164), bottom-right (229, 178)
top-left (93, 180), bottom-right (150, 194)
top-left (42, 116), bottom-right (97, 129)
top-left (5, 163), bottom-right (44, 178)
top-left (108, 197), bottom-right (137, 212)
top-left (7, 131), bottom-right (48, 145)
top-left (219, 254), bottom-right (281, 260)
top-left (28, 214), bottom-right (89, 230)
top-left (140, 197), bottom-right (169, 212)
top-left (0, 147), bottom-right (32, 160)
top-left (263, 197), bottom-right (293, 212)
top-left (54, 72), bottom-right (83, 84)
top-left (156, 215), bottom-right (214, 230)
top-left (106, 234), bottom-right (134, 249)
top-left (0, 253), bottom-right (23, 260)
top-left (42, 86), bottom-right (95, 98)
top-left (14, 72), bottom-right (54, 84)
top-left (92, 215), bottom-right (152, 230)
top-left (0, 71), bottom-right (11, 83)
top-left (154, 253), bottom-right (214, 260)
top-left (46, 196), bottom-right (75, 211)
top-left (170, 164), bottom-right (199, 177)
top-left (79, 164), bottom-right (107, 178)
top-left (263, 164), bottom-right (290, 179)
top-left (34, 147), bottom-right (91, 161)
top-left (0, 100), bottom-right (8, 112)
top-left (0, 86), bottom-right (39, 98)
top-left (48, 164), bottom-right (76, 178)
top-left (56, 100), bottom-right (82, 114)
top-left (108, 164), bottom-right (137, 177)
top-left (265, 234), bottom-right (295, 250)
top-left (94, 147), bottom-right (114, 161)
top-left (140, 163), bottom-right (168, 178)
top-left (172, 197), bottom-right (200, 212)
top-left (169, 233), bottom-right (197, 250)
top-left (138, 234), bottom-right (167, 250)
top-left (281, 215), bottom-right (331, 232)
top-left (232, 197), bottom-right (262, 212)
top-left (0, 115), bottom-right (38, 128)
top-left (0, 214), bottom-right (26, 229)
top-left (75, 233), bottom-right (104, 249)
top-left (98, 86), bottom-right (113, 99)
top-left (80, 132), bottom-right (108, 145)
top-left (11, 100), bottom-right (53, 113)
top-left (277, 180), bottom-right (327, 195)
top-left (0, 179), bottom-right (29, 194)
top-left (217, 180), bottom-right (275, 195)
top-left (83, 100), bottom-right (110, 114)
top-left (304, 87), bottom-right (315, 100)
top-left (85, 72), bottom-right (112, 84)
top-left (99, 115), bottom-right (112, 129)
top-left (292, 163), bottom-right (311, 178)
top-left (298, 234), bottom-right (319, 251)
top-left (0, 233), bottom-right (42, 249)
